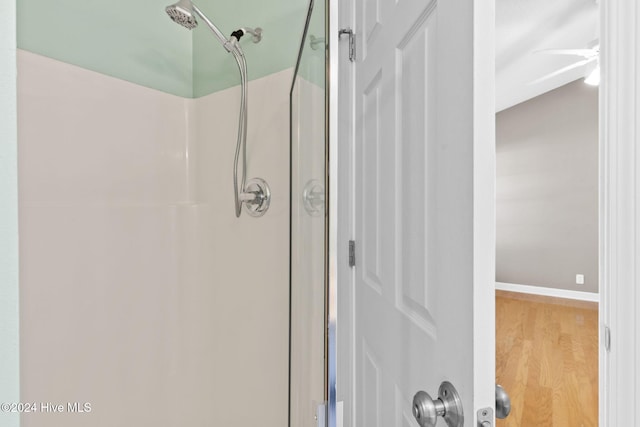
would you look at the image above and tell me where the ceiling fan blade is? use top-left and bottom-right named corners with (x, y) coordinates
top-left (528, 57), bottom-right (597, 85)
top-left (535, 48), bottom-right (597, 58)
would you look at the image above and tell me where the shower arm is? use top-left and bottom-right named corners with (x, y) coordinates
top-left (191, 4), bottom-right (235, 52)
top-left (192, 4), bottom-right (263, 51)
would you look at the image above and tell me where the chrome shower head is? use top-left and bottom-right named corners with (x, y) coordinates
top-left (166, 0), bottom-right (198, 30)
top-left (165, 0), bottom-right (238, 52)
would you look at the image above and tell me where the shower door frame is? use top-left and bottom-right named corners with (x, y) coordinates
top-left (289, 0), bottom-right (332, 425)
top-left (326, 0), bottom-right (354, 424)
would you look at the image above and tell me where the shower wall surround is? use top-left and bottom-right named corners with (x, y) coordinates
top-left (0, 1), bottom-right (20, 426)
top-left (189, 69), bottom-right (290, 426)
top-left (17, 0), bottom-right (306, 424)
top-left (18, 49), bottom-right (290, 427)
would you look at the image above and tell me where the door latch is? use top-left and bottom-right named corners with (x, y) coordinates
top-left (477, 407), bottom-right (493, 427)
top-left (476, 384), bottom-right (511, 426)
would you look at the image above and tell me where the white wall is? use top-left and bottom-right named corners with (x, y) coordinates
top-left (496, 79), bottom-right (599, 293)
top-left (18, 50), bottom-right (289, 427)
top-left (0, 1), bottom-right (20, 426)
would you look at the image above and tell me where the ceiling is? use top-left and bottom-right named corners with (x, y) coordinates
top-left (496, 0), bottom-right (599, 112)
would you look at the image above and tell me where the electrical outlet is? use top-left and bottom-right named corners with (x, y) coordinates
top-left (576, 274), bottom-right (585, 285)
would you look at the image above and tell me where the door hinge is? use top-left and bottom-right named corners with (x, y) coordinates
top-left (604, 325), bottom-right (611, 352)
top-left (339, 28), bottom-right (356, 62)
top-left (348, 240), bottom-right (356, 267)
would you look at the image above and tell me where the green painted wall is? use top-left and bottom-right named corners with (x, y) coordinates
top-left (192, 0), bottom-right (307, 97)
top-left (17, 0), bottom-right (309, 98)
top-left (18, 0), bottom-right (194, 97)
top-left (0, 0), bottom-right (20, 426)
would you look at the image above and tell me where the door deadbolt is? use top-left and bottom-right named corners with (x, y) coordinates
top-left (412, 381), bottom-right (464, 427)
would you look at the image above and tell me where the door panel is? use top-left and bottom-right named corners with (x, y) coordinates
top-left (396, 10), bottom-right (438, 337)
top-left (352, 0), bottom-right (495, 425)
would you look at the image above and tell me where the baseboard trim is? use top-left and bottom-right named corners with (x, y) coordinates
top-left (495, 282), bottom-right (600, 303)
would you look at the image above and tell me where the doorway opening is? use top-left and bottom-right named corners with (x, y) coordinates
top-left (495, 1), bottom-right (600, 425)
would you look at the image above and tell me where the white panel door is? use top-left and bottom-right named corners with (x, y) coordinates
top-left (352, 0), bottom-right (495, 425)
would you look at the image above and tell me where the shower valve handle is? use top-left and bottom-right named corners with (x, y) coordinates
top-left (240, 191), bottom-right (265, 204)
top-left (240, 178), bottom-right (271, 217)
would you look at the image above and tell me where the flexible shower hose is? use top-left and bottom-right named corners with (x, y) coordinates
top-left (230, 38), bottom-right (248, 217)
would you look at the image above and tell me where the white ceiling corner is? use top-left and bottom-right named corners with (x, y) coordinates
top-left (495, 0), bottom-right (599, 112)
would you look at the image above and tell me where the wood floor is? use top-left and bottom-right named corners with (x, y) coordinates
top-left (496, 290), bottom-right (599, 427)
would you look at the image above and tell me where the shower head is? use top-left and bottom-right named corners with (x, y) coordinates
top-left (165, 0), bottom-right (198, 30)
top-left (165, 0), bottom-right (235, 52)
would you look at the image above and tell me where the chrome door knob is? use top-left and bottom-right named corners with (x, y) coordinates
top-left (412, 381), bottom-right (464, 427)
top-left (412, 391), bottom-right (442, 427)
top-left (495, 384), bottom-right (511, 419)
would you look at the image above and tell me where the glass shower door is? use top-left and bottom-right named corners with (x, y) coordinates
top-left (289, 0), bottom-right (327, 425)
